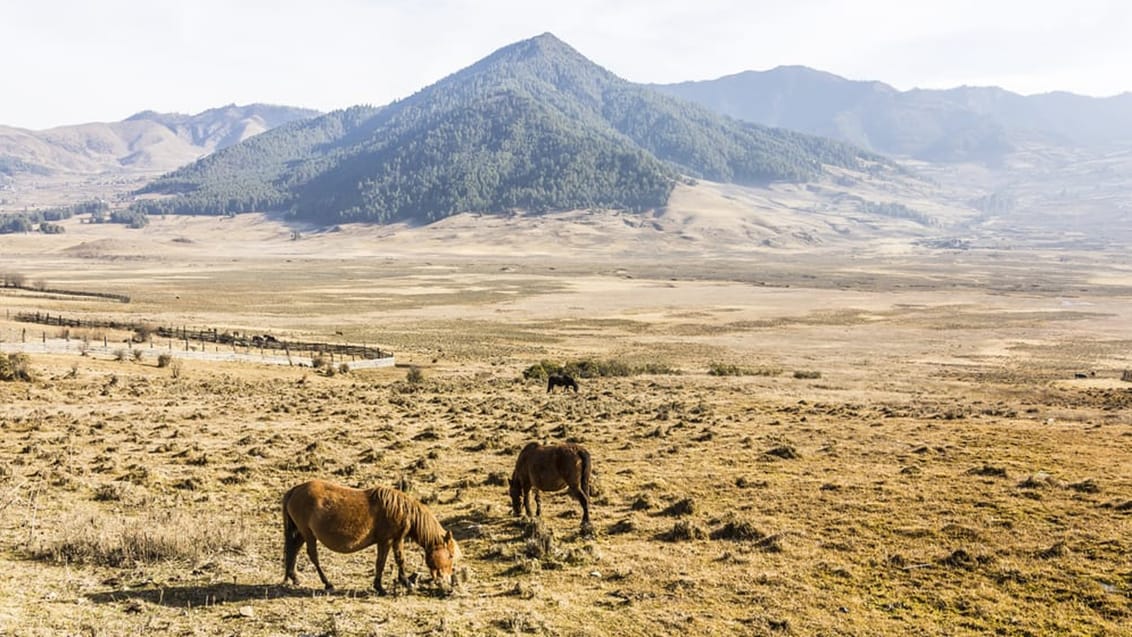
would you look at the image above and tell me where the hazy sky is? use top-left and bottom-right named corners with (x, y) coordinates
top-left (2, 0), bottom-right (1129, 130)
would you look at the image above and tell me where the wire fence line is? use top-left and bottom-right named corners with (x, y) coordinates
top-left (2, 311), bottom-right (396, 369)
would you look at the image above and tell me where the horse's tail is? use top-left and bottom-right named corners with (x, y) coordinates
top-left (282, 486), bottom-right (300, 547)
top-left (578, 447), bottom-right (592, 497)
top-left (281, 484), bottom-right (306, 583)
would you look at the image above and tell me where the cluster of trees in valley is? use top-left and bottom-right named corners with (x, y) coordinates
top-left (0, 199), bottom-right (149, 234)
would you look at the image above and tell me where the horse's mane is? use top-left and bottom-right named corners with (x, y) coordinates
top-left (368, 486), bottom-right (447, 548)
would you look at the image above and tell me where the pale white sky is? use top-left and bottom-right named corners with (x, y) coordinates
top-left (2, 0), bottom-right (1129, 130)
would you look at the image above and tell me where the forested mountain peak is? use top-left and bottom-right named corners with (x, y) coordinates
top-left (134, 34), bottom-right (887, 225)
top-left (457, 31), bottom-right (601, 77)
top-left (390, 31), bottom-right (618, 124)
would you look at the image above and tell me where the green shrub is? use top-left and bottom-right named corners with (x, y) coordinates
top-left (708, 362), bottom-right (782, 377)
top-left (522, 358), bottom-right (677, 381)
top-left (568, 358), bottom-right (632, 378)
top-left (636, 362), bottom-right (681, 375)
top-left (156, 353), bottom-right (173, 368)
top-left (708, 362), bottom-right (744, 376)
top-left (793, 370), bottom-right (822, 379)
top-left (522, 360), bottom-right (563, 380)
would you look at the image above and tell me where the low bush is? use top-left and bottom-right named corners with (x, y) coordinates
top-left (0, 353), bottom-right (33, 381)
top-left (708, 362), bottom-right (783, 376)
top-left (522, 357), bottom-right (679, 380)
top-left (406, 365), bottom-right (424, 384)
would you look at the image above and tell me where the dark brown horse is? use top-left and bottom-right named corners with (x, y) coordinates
top-left (283, 479), bottom-right (461, 595)
top-left (547, 373), bottom-right (578, 393)
top-left (509, 442), bottom-right (592, 529)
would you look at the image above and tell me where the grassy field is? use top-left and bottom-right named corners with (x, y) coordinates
top-left (0, 214), bottom-right (1130, 636)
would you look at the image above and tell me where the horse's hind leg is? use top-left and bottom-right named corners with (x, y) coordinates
top-left (306, 540), bottom-right (334, 591)
top-left (283, 527), bottom-right (304, 585)
top-left (569, 486), bottom-right (592, 526)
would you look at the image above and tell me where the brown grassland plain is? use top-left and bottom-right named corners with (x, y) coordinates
top-left (0, 213), bottom-right (1130, 636)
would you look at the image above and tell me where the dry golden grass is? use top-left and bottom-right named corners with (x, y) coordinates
top-left (0, 216), bottom-right (1131, 635)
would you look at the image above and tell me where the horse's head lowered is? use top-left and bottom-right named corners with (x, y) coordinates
top-left (425, 529), bottom-right (462, 591)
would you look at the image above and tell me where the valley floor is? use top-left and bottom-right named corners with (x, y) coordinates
top-left (0, 219), bottom-right (1130, 636)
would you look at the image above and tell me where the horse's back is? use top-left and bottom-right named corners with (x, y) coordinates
top-left (285, 479), bottom-right (380, 553)
top-left (515, 442), bottom-right (588, 492)
top-left (553, 443), bottom-right (587, 477)
top-left (287, 479), bottom-right (367, 510)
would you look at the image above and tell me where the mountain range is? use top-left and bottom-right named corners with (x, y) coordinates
top-left (3, 33), bottom-right (1129, 246)
top-left (654, 66), bottom-right (1132, 162)
top-left (0, 104), bottom-right (319, 177)
top-left (132, 33), bottom-right (890, 224)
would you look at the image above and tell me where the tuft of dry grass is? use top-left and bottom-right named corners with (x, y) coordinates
top-left (31, 507), bottom-right (253, 568)
top-left (0, 352), bottom-right (33, 381)
top-left (659, 519), bottom-right (707, 542)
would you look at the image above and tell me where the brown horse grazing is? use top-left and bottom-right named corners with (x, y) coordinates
top-left (547, 373), bottom-right (578, 393)
top-left (509, 442), bottom-right (592, 529)
top-left (283, 479), bottom-right (461, 595)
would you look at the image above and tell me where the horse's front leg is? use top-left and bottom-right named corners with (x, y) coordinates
top-left (373, 542), bottom-right (390, 596)
top-left (392, 538), bottom-right (413, 593)
top-left (534, 490), bottom-right (542, 517)
top-left (522, 488), bottom-right (534, 518)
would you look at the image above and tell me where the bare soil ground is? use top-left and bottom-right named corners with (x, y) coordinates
top-left (0, 208), bottom-right (1130, 636)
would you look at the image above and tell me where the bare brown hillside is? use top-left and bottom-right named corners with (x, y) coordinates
top-left (0, 103), bottom-right (317, 179)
